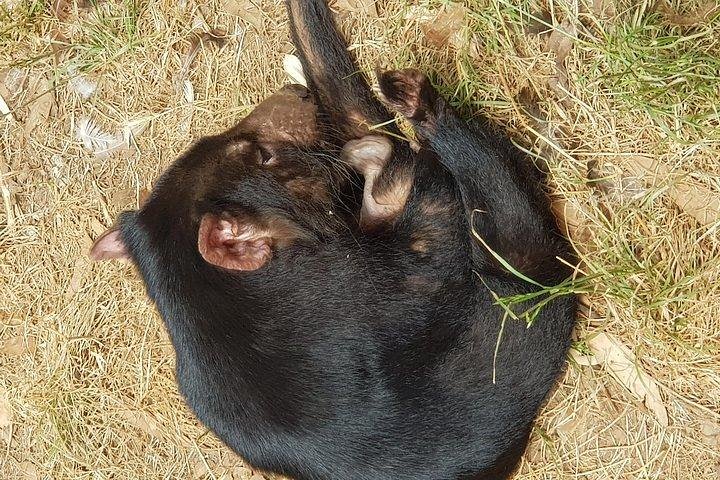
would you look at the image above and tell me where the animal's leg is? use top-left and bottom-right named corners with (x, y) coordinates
top-left (286, 0), bottom-right (397, 140)
top-left (378, 69), bottom-right (573, 282)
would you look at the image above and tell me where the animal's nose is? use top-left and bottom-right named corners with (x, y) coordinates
top-left (279, 83), bottom-right (311, 100)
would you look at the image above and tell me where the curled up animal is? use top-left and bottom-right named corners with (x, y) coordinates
top-left (90, 1), bottom-right (578, 479)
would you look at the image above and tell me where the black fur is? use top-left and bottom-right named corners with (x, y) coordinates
top-left (104, 1), bottom-right (577, 479)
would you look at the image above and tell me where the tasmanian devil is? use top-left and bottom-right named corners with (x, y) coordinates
top-left (90, 1), bottom-right (577, 479)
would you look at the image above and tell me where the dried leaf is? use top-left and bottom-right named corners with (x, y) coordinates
top-left (586, 332), bottom-right (669, 427)
top-left (551, 197), bottom-right (592, 245)
top-left (0, 390), bottom-right (11, 444)
top-left (24, 75), bottom-right (55, 137)
top-left (580, 0), bottom-right (616, 18)
top-left (0, 68), bottom-right (27, 119)
top-left (554, 416), bottom-right (582, 436)
top-left (700, 419), bottom-right (720, 446)
top-left (192, 459), bottom-right (210, 479)
top-left (231, 466), bottom-right (253, 480)
top-left (417, 3), bottom-right (468, 49)
top-left (623, 155), bottom-right (720, 226)
top-left (587, 159), bottom-right (617, 195)
top-left (110, 188), bottom-right (136, 208)
top-left (587, 159), bottom-right (646, 203)
top-left (522, 8), bottom-right (551, 37)
top-left (200, 29), bottom-right (229, 49)
top-left (657, 0), bottom-right (719, 27)
top-left (621, 156), bottom-right (663, 186)
top-left (49, 29), bottom-right (72, 63)
top-left (545, 18), bottom-right (577, 102)
top-left (66, 232), bottom-right (93, 298)
top-left (50, 0), bottom-right (92, 21)
top-left (66, 255), bottom-right (91, 298)
top-left (0, 395), bottom-right (10, 427)
top-left (119, 409), bottom-right (164, 439)
top-left (671, 183), bottom-right (720, 226)
top-left (569, 346), bottom-right (600, 366)
top-left (464, 34), bottom-right (483, 61)
top-left (333, 0), bottom-right (378, 17)
top-left (50, 0), bottom-right (71, 20)
top-left (546, 28), bottom-right (574, 64)
top-left (90, 217), bottom-right (107, 237)
top-left (223, 0), bottom-right (264, 29)
top-left (554, 404), bottom-right (590, 440)
top-left (17, 461), bottom-right (40, 480)
top-left (1, 336), bottom-right (36, 356)
top-left (283, 54), bottom-right (307, 87)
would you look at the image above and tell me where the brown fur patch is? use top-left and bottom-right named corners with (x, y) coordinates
top-left (346, 110), bottom-right (373, 137)
top-left (373, 178), bottom-right (412, 215)
top-left (408, 226), bottom-right (445, 256)
top-left (409, 238), bottom-right (430, 254)
top-left (224, 140), bottom-right (252, 157)
top-left (284, 177), bottom-right (330, 204)
top-left (374, 174), bottom-right (412, 203)
top-left (420, 200), bottom-right (455, 217)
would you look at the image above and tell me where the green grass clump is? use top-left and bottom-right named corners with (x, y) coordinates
top-left (593, 17), bottom-right (720, 142)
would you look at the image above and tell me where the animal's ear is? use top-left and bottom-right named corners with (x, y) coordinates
top-left (342, 135), bottom-right (411, 229)
top-left (90, 227), bottom-right (131, 261)
top-left (197, 212), bottom-right (307, 271)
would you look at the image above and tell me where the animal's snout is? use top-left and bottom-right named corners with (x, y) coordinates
top-left (279, 83), bottom-right (312, 100)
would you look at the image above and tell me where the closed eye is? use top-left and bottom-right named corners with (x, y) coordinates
top-left (258, 145), bottom-right (277, 166)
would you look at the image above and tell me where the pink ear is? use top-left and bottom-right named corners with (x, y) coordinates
top-left (198, 214), bottom-right (272, 271)
top-left (90, 228), bottom-right (131, 261)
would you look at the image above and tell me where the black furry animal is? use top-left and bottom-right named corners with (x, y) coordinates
top-left (91, 1), bottom-right (577, 479)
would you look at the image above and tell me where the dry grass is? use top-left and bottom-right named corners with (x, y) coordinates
top-left (1, 0), bottom-right (719, 479)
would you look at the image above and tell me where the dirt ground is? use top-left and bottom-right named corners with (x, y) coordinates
top-left (1, 1), bottom-right (719, 479)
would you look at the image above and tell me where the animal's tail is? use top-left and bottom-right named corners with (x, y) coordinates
top-left (285, 0), bottom-right (397, 141)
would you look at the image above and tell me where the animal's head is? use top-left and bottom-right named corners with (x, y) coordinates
top-left (91, 84), bottom-right (352, 272)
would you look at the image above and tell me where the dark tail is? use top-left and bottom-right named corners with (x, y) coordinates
top-left (285, 0), bottom-right (397, 141)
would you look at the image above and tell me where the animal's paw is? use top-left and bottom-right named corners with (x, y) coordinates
top-left (377, 69), bottom-right (436, 123)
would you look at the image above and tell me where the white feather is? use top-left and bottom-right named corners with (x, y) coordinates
top-left (283, 54), bottom-right (307, 87)
top-left (123, 118), bottom-right (149, 147)
top-left (67, 65), bottom-right (97, 100)
top-left (5, 68), bottom-right (26, 96)
top-left (0, 93), bottom-right (10, 117)
top-left (76, 116), bottom-right (125, 157)
top-left (182, 80), bottom-right (195, 104)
